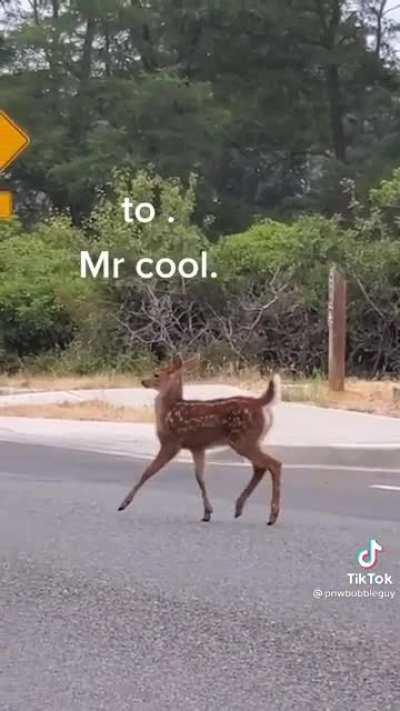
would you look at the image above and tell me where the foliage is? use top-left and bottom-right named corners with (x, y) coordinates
top-left (0, 216), bottom-right (92, 369)
top-left (0, 166), bottom-right (399, 377)
top-left (88, 169), bottom-right (205, 258)
top-left (2, 0), bottom-right (400, 233)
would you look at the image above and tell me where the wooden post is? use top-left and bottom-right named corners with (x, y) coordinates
top-left (328, 266), bottom-right (347, 391)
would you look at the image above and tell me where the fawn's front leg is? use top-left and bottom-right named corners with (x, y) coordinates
top-left (118, 443), bottom-right (180, 512)
top-left (191, 449), bottom-right (213, 522)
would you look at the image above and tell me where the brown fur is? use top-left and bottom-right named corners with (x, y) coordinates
top-left (118, 355), bottom-right (282, 525)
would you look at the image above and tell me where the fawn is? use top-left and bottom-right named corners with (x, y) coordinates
top-left (118, 355), bottom-right (282, 525)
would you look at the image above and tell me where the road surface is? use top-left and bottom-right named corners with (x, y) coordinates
top-left (1, 442), bottom-right (399, 711)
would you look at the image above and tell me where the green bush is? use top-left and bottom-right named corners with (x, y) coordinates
top-left (1, 168), bottom-right (400, 376)
top-left (0, 216), bottom-right (92, 367)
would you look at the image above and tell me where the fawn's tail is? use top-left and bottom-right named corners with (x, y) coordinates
top-left (259, 374), bottom-right (281, 407)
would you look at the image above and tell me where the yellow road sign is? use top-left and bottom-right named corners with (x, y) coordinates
top-left (0, 190), bottom-right (12, 219)
top-left (0, 110), bottom-right (30, 172)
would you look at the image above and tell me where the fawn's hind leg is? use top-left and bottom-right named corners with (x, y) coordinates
top-left (191, 449), bottom-right (213, 522)
top-left (234, 464), bottom-right (266, 519)
top-left (229, 440), bottom-right (282, 525)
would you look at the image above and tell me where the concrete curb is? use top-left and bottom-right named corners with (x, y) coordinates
top-left (208, 444), bottom-right (400, 470)
top-left (0, 384), bottom-right (398, 471)
top-left (0, 424), bottom-right (398, 471)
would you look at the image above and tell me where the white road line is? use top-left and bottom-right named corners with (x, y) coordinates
top-left (283, 464), bottom-right (400, 474)
top-left (211, 462), bottom-right (400, 473)
top-left (369, 485), bottom-right (400, 492)
top-left (108, 450), bottom-right (400, 474)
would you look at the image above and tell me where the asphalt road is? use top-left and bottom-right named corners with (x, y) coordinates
top-left (1, 442), bottom-right (399, 711)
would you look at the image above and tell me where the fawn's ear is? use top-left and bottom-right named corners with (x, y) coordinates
top-left (171, 354), bottom-right (183, 371)
top-left (183, 353), bottom-right (200, 371)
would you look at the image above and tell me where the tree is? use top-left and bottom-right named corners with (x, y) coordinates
top-left (1, 0), bottom-right (400, 230)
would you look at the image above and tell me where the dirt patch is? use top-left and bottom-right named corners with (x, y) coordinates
top-left (206, 374), bottom-right (400, 417)
top-left (0, 373), bottom-right (141, 392)
top-left (0, 400), bottom-right (154, 423)
top-left (281, 379), bottom-right (400, 417)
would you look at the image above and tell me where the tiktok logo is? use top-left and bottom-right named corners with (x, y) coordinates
top-left (357, 538), bottom-right (383, 570)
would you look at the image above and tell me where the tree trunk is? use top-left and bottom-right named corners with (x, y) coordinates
top-left (81, 17), bottom-right (95, 82)
top-left (326, 63), bottom-right (346, 162)
top-left (103, 21), bottom-right (111, 77)
top-left (51, 0), bottom-right (59, 21)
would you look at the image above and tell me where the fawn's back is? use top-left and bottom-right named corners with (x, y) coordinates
top-left (162, 396), bottom-right (270, 449)
top-left (142, 354), bottom-right (279, 450)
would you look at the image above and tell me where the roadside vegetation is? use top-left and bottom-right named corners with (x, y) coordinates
top-left (1, 1), bottom-right (400, 391)
top-left (0, 400), bottom-right (154, 423)
top-left (1, 169), bottom-right (400, 381)
top-left (0, 373), bottom-right (399, 420)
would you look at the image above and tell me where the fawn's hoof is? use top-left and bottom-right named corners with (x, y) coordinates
top-left (234, 503), bottom-right (242, 518)
top-left (267, 513), bottom-right (279, 526)
top-left (202, 512), bottom-right (211, 522)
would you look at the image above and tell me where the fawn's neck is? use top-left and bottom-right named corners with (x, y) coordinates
top-left (155, 375), bottom-right (183, 433)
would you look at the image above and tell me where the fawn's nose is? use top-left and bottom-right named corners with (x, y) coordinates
top-left (141, 379), bottom-right (149, 388)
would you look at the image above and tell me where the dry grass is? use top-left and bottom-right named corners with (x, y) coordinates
top-left (311, 379), bottom-right (400, 417)
top-left (0, 370), bottom-right (399, 419)
top-left (204, 372), bottom-right (400, 417)
top-left (0, 373), bottom-right (141, 392)
top-left (0, 400), bottom-right (154, 422)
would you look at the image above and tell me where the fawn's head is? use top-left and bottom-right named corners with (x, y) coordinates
top-left (141, 354), bottom-right (199, 393)
top-left (141, 355), bottom-right (182, 392)
top-left (142, 355), bottom-right (199, 393)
